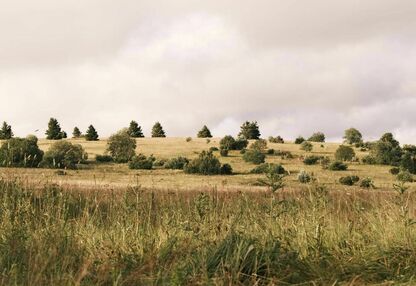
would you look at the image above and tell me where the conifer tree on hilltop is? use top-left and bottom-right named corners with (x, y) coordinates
top-left (72, 127), bottom-right (82, 138)
top-left (0, 121), bottom-right (13, 140)
top-left (45, 118), bottom-right (66, 140)
top-left (85, 125), bottom-right (99, 141)
top-left (197, 125), bottom-right (213, 138)
top-left (238, 121), bottom-right (261, 140)
top-left (128, 121), bottom-right (144, 138)
top-left (151, 122), bottom-right (166, 138)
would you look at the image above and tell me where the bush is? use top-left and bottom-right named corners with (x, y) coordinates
top-left (72, 127), bottom-right (81, 138)
top-left (186, 137), bottom-right (192, 142)
top-left (197, 125), bottom-right (213, 138)
top-left (298, 170), bottom-right (312, 183)
top-left (243, 149), bottom-right (265, 164)
top-left (390, 167), bottom-right (400, 175)
top-left (369, 133), bottom-right (402, 166)
top-left (238, 121), bottom-right (260, 139)
top-left (275, 150), bottom-right (294, 159)
top-left (343, 128), bottom-right (363, 145)
top-left (335, 145), bottom-right (356, 161)
top-left (164, 157), bottom-right (189, 170)
top-left (268, 136), bottom-right (284, 144)
top-left (339, 176), bottom-right (360, 186)
top-left (151, 122), bottom-right (166, 138)
top-left (184, 151), bottom-right (222, 175)
top-left (240, 149), bottom-right (247, 154)
top-left (107, 131), bottom-right (137, 163)
top-left (42, 141), bottom-right (87, 169)
top-left (362, 155), bottom-right (376, 165)
top-left (128, 121), bottom-right (144, 138)
top-left (267, 149), bottom-right (275, 155)
top-left (320, 157), bottom-right (331, 169)
top-left (250, 139), bottom-right (268, 151)
top-left (308, 132), bottom-right (325, 142)
top-left (234, 138), bottom-right (249, 150)
top-left (219, 136), bottom-right (248, 150)
top-left (209, 147), bottom-right (219, 152)
top-left (397, 171), bottom-right (413, 182)
top-left (0, 136), bottom-right (44, 167)
top-left (250, 163), bottom-right (286, 174)
top-left (328, 161), bottom-right (348, 171)
top-left (153, 158), bottom-right (167, 167)
top-left (220, 148), bottom-right (229, 157)
top-left (294, 136), bottom-right (305, 144)
top-left (300, 141), bottom-right (313, 152)
top-left (129, 154), bottom-right (155, 170)
top-left (360, 177), bottom-right (375, 189)
top-left (220, 163), bottom-right (233, 175)
top-left (303, 155), bottom-right (321, 165)
top-left (95, 155), bottom-right (113, 163)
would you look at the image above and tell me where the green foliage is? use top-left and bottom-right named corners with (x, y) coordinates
top-left (335, 145), bottom-right (355, 161)
top-left (85, 125), bottom-right (99, 141)
top-left (268, 136), bottom-right (284, 143)
top-left (238, 121), bottom-right (260, 139)
top-left (308, 132), bottom-right (325, 142)
top-left (45, 118), bottom-right (66, 140)
top-left (0, 136), bottom-right (44, 167)
top-left (343, 128), bottom-right (363, 145)
top-left (197, 125), bottom-right (213, 138)
top-left (328, 161), bottom-right (348, 171)
top-left (243, 149), bottom-right (265, 164)
top-left (72, 127), bottom-right (81, 138)
top-left (397, 170), bottom-right (413, 182)
top-left (220, 163), bottom-right (233, 175)
top-left (257, 166), bottom-right (285, 192)
top-left (250, 163), bottom-right (286, 174)
top-left (249, 139), bottom-right (268, 151)
top-left (209, 147), bottom-right (219, 152)
top-left (300, 141), bottom-right (313, 152)
top-left (129, 154), bottom-right (155, 169)
top-left (339, 176), bottom-right (360, 186)
top-left (400, 150), bottom-right (416, 174)
top-left (303, 155), bottom-right (321, 165)
top-left (107, 130), bottom-right (137, 163)
top-left (294, 136), bottom-right (305, 144)
top-left (360, 177), bottom-right (375, 188)
top-left (390, 167), bottom-right (400, 175)
top-left (298, 170), bottom-right (312, 183)
top-left (186, 137), bottom-right (192, 142)
top-left (128, 121), bottom-right (144, 138)
top-left (219, 148), bottom-right (229, 157)
top-left (184, 151), bottom-right (222, 175)
top-left (164, 156), bottom-right (189, 170)
top-left (219, 136), bottom-right (248, 151)
top-left (362, 155), bottom-right (376, 165)
top-left (0, 121), bottom-right (13, 139)
top-left (151, 122), bottom-right (166, 138)
top-left (41, 141), bottom-right (87, 169)
top-left (95, 154), bottom-right (113, 163)
top-left (370, 133), bottom-right (402, 166)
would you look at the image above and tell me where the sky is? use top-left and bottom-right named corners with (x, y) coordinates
top-left (1, 0), bottom-right (416, 142)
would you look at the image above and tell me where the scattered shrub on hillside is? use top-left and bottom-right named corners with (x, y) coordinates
top-left (390, 167), bottom-right (400, 175)
top-left (129, 154), bottom-right (155, 170)
top-left (250, 139), bottom-right (268, 151)
top-left (127, 121), bottom-right (144, 138)
top-left (243, 149), bottom-right (265, 165)
top-left (151, 122), bottom-right (166, 138)
top-left (298, 170), bottom-right (312, 183)
top-left (275, 150), bottom-right (294, 159)
top-left (328, 161), bottom-right (348, 171)
top-left (95, 155), bottom-right (113, 163)
top-left (257, 166), bottom-right (285, 192)
top-left (400, 151), bottom-right (416, 174)
top-left (197, 125), bottom-right (213, 138)
top-left (206, 139), bottom-right (211, 144)
top-left (397, 170), bottom-right (413, 182)
top-left (308, 132), bottom-right (325, 142)
top-left (360, 177), bottom-right (375, 189)
top-left (0, 121), bottom-right (13, 139)
top-left (220, 148), bottom-right (229, 157)
top-left (250, 163), bottom-right (286, 174)
top-left (320, 156), bottom-right (331, 169)
top-left (369, 133), bottom-right (402, 166)
top-left (362, 155), bottom-right (376, 165)
top-left (234, 138), bottom-right (249, 150)
top-left (339, 176), bottom-right (360, 186)
top-left (300, 141), bottom-right (313, 152)
top-left (268, 136), bottom-right (284, 144)
top-left (41, 141), bottom-right (87, 169)
top-left (107, 130), bottom-right (137, 163)
top-left (303, 155), bottom-right (321, 165)
top-left (343, 128), bottom-right (363, 145)
top-left (164, 156), bottom-right (189, 170)
top-left (209, 147), bottom-right (219, 152)
top-left (220, 163), bottom-right (233, 175)
top-left (45, 118), bottom-right (66, 140)
top-left (295, 136), bottom-right (305, 144)
top-left (240, 149), bottom-right (247, 154)
top-left (186, 137), bottom-right (192, 142)
top-left (0, 136), bottom-right (44, 167)
top-left (85, 125), bottom-right (99, 141)
top-left (184, 151), bottom-right (222, 175)
top-left (153, 158), bottom-right (167, 167)
top-left (335, 145), bottom-right (356, 161)
top-left (219, 136), bottom-right (248, 151)
top-left (267, 149), bottom-right (275, 155)
top-left (238, 121), bottom-right (261, 139)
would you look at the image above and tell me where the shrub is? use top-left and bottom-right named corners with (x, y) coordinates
top-left (220, 148), bottom-right (229, 157)
top-left (303, 155), bottom-right (321, 165)
top-left (238, 121), bottom-right (260, 139)
top-left (267, 149), bottom-right (275, 155)
top-left (186, 137), bottom-right (192, 142)
top-left (294, 136), bottom-right (305, 144)
top-left (275, 150), bottom-right (294, 159)
top-left (209, 147), bottom-right (219, 152)
top-left (72, 127), bottom-right (81, 138)
top-left (151, 122), bottom-right (166, 137)
top-left (300, 141), bottom-right (313, 152)
top-left (95, 155), bottom-right (113, 163)
top-left (320, 157), bottom-right (331, 169)
top-left (107, 130), bottom-right (137, 163)
top-left (335, 145), bottom-right (355, 161)
top-left (219, 136), bottom-right (248, 151)
top-left (128, 121), bottom-right (144, 138)
top-left (42, 141), bottom-right (87, 169)
top-left (339, 176), bottom-right (360, 186)
top-left (390, 167), bottom-right (400, 175)
top-left (220, 163), bottom-right (233, 175)
top-left (308, 132), bottom-right (325, 142)
top-left (234, 138), bottom-right (249, 150)
top-left (397, 171), bottom-right (413, 182)
top-left (369, 133), bottom-right (402, 166)
top-left (164, 156), bottom-right (189, 170)
top-left (343, 128), bottom-right (363, 145)
top-left (298, 170), bottom-right (312, 183)
top-left (360, 177), bottom-right (375, 189)
top-left (206, 139), bottom-right (211, 144)
top-left (250, 139), bottom-right (268, 151)
top-left (0, 136), bottom-right (44, 167)
top-left (0, 121), bottom-right (13, 139)
top-left (362, 155), bottom-right (376, 165)
top-left (153, 158), bottom-right (167, 167)
top-left (129, 154), bottom-right (155, 170)
top-left (243, 149), bottom-right (265, 164)
top-left (85, 125), bottom-right (99, 141)
top-left (250, 163), bottom-right (286, 174)
top-left (45, 118), bottom-right (66, 140)
top-left (328, 161), bottom-right (348, 171)
top-left (268, 136), bottom-right (284, 144)
top-left (184, 151), bottom-right (222, 175)
top-left (240, 149), bottom-right (247, 154)
top-left (197, 125), bottom-right (213, 138)
top-left (400, 152), bottom-right (416, 174)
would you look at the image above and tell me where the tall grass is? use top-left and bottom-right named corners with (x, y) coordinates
top-left (0, 179), bottom-right (415, 285)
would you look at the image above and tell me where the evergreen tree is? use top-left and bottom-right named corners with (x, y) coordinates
top-left (0, 121), bottom-right (13, 139)
top-left (238, 121), bottom-right (261, 140)
top-left (197, 125), bottom-right (212, 138)
top-left (72, 127), bottom-right (82, 138)
top-left (151, 122), bottom-right (166, 138)
top-left (128, 121), bottom-right (144, 138)
top-left (85, 125), bottom-right (99, 141)
top-left (45, 118), bottom-right (65, 140)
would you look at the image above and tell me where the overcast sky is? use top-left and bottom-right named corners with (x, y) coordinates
top-left (1, 0), bottom-right (416, 142)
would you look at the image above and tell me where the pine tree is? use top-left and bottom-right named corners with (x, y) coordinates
top-left (72, 127), bottom-right (82, 138)
top-left (128, 121), bottom-right (144, 138)
top-left (197, 125), bottom-right (212, 138)
top-left (45, 118), bottom-right (65, 140)
top-left (85, 125), bottom-right (99, 141)
top-left (0, 121), bottom-right (13, 140)
top-left (151, 122), bottom-right (166, 138)
top-left (238, 121), bottom-right (261, 140)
